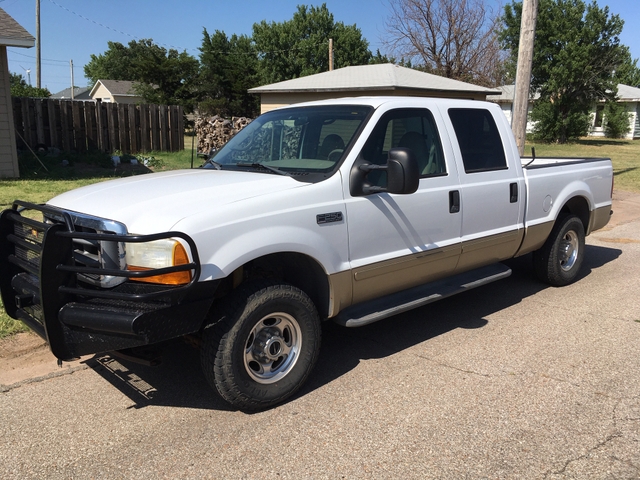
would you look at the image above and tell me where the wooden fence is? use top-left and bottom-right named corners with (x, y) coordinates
top-left (12, 98), bottom-right (184, 154)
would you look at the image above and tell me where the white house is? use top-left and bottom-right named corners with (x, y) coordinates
top-left (487, 84), bottom-right (640, 139)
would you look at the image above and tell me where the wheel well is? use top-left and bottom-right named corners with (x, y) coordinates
top-left (217, 253), bottom-right (331, 318)
top-left (559, 196), bottom-right (590, 231)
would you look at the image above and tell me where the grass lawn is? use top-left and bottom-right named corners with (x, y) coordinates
top-left (1, 136), bottom-right (638, 338)
top-left (525, 137), bottom-right (640, 193)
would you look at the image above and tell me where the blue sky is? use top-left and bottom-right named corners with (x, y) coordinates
top-left (3, 0), bottom-right (639, 94)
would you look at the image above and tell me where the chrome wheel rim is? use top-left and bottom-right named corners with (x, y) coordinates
top-left (559, 230), bottom-right (579, 271)
top-left (243, 312), bottom-right (302, 384)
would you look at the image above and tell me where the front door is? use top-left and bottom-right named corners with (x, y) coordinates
top-left (344, 107), bottom-right (463, 305)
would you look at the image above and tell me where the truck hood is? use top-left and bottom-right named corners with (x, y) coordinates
top-left (47, 169), bottom-right (304, 233)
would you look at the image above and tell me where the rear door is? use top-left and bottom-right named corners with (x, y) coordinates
top-left (443, 105), bottom-right (525, 272)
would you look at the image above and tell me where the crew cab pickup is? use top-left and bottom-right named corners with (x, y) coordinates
top-left (0, 97), bottom-right (613, 410)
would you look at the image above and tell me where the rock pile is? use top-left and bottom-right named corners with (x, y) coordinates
top-left (195, 116), bottom-right (252, 153)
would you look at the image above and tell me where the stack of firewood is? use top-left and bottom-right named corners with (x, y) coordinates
top-left (195, 115), bottom-right (252, 153)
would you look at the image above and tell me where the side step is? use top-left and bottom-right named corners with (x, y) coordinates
top-left (334, 263), bottom-right (512, 327)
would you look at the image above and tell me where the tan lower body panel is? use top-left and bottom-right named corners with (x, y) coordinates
top-left (588, 205), bottom-right (612, 234)
top-left (514, 221), bottom-right (554, 257)
top-left (456, 229), bottom-right (524, 272)
top-left (350, 244), bottom-right (461, 306)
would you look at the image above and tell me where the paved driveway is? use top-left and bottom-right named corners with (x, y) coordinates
top-left (1, 194), bottom-right (639, 479)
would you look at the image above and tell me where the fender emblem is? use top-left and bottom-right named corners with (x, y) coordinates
top-left (316, 212), bottom-right (343, 225)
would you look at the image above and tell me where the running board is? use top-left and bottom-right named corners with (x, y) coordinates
top-left (334, 263), bottom-right (512, 327)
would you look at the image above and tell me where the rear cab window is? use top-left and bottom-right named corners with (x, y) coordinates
top-left (448, 108), bottom-right (507, 173)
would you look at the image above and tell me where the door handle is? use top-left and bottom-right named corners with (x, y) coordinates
top-left (449, 190), bottom-right (460, 213)
top-left (510, 183), bottom-right (518, 203)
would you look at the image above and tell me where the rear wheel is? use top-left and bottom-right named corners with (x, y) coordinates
top-left (533, 214), bottom-right (585, 286)
top-left (201, 281), bottom-right (321, 411)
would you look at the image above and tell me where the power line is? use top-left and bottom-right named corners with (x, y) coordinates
top-left (45, 0), bottom-right (331, 57)
top-left (47, 0), bottom-right (193, 52)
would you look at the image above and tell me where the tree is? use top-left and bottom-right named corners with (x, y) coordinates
top-left (384, 0), bottom-right (506, 87)
top-left (9, 73), bottom-right (50, 97)
top-left (501, 0), bottom-right (631, 143)
top-left (252, 4), bottom-right (372, 84)
top-left (197, 29), bottom-right (260, 117)
top-left (615, 49), bottom-right (640, 87)
top-left (84, 39), bottom-right (199, 111)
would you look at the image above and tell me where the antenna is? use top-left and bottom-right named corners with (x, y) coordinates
top-left (20, 65), bottom-right (32, 86)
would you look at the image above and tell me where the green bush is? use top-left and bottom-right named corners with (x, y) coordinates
top-left (604, 101), bottom-right (632, 138)
top-left (531, 99), bottom-right (591, 143)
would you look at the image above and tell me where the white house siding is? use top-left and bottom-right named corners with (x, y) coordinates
top-left (0, 47), bottom-right (19, 178)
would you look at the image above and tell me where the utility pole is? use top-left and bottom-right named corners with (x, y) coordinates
top-left (36, 0), bottom-right (41, 88)
top-left (512, 0), bottom-right (538, 156)
top-left (70, 59), bottom-right (74, 100)
top-left (328, 38), bottom-right (334, 71)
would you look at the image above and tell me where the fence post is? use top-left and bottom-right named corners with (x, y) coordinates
top-left (140, 104), bottom-right (150, 153)
top-left (128, 104), bottom-right (138, 153)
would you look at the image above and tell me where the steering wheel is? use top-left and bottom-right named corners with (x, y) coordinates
top-left (327, 149), bottom-right (344, 163)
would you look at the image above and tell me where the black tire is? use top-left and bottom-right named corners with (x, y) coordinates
top-left (533, 214), bottom-right (585, 286)
top-left (201, 281), bottom-right (321, 411)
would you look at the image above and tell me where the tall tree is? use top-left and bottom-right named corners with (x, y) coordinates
top-left (252, 4), bottom-right (372, 84)
top-left (84, 39), bottom-right (199, 111)
top-left (384, 0), bottom-right (506, 87)
top-left (501, 0), bottom-right (631, 143)
top-left (198, 29), bottom-right (260, 117)
top-left (9, 73), bottom-right (50, 97)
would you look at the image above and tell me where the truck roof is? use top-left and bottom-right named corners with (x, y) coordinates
top-left (277, 96), bottom-right (495, 110)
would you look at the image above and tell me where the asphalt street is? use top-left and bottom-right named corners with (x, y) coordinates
top-left (1, 194), bottom-right (639, 479)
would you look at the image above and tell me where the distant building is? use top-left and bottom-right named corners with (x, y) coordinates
top-left (0, 7), bottom-right (35, 178)
top-left (487, 84), bottom-right (640, 139)
top-left (89, 79), bottom-right (143, 104)
top-left (51, 86), bottom-right (92, 100)
top-left (249, 63), bottom-right (501, 114)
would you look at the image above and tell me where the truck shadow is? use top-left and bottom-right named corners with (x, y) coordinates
top-left (84, 243), bottom-right (622, 411)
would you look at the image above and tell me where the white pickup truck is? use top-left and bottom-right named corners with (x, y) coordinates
top-left (1, 97), bottom-right (613, 410)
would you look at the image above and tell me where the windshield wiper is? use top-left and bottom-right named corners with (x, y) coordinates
top-left (236, 162), bottom-right (291, 176)
top-left (204, 158), bottom-right (222, 170)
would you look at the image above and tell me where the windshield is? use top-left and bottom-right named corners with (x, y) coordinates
top-left (206, 105), bottom-right (372, 175)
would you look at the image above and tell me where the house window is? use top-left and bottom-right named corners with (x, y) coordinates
top-left (594, 105), bottom-right (604, 128)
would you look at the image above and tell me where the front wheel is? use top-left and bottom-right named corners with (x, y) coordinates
top-left (201, 281), bottom-right (321, 411)
top-left (533, 214), bottom-right (585, 286)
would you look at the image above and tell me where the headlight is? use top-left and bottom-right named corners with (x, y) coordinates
top-left (126, 238), bottom-right (192, 285)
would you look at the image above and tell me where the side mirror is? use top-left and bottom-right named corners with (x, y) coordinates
top-left (349, 147), bottom-right (420, 196)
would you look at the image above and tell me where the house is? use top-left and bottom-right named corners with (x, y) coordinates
top-left (248, 63), bottom-right (501, 114)
top-left (590, 84), bottom-right (640, 139)
top-left (486, 85), bottom-right (538, 134)
top-left (89, 79), bottom-right (143, 104)
top-left (0, 8), bottom-right (35, 178)
top-left (51, 86), bottom-right (92, 100)
top-left (487, 84), bottom-right (640, 139)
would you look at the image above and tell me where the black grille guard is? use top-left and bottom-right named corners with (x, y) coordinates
top-left (0, 201), bottom-right (204, 360)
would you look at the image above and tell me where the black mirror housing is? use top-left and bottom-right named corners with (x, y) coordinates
top-left (349, 147), bottom-right (420, 196)
top-left (386, 148), bottom-right (419, 194)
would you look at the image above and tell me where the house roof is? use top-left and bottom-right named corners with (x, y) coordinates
top-left (89, 79), bottom-right (139, 98)
top-left (488, 84), bottom-right (640, 103)
top-left (249, 63), bottom-right (500, 96)
top-left (617, 84), bottom-right (640, 102)
top-left (0, 8), bottom-right (35, 48)
top-left (51, 86), bottom-right (92, 100)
